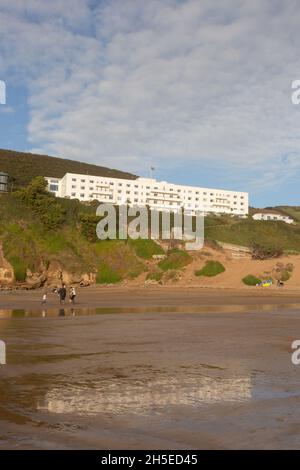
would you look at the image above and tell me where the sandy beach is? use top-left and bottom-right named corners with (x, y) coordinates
top-left (0, 287), bottom-right (300, 449)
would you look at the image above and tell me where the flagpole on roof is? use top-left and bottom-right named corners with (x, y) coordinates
top-left (150, 166), bottom-right (155, 179)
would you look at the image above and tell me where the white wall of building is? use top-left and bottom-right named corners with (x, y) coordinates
top-left (252, 213), bottom-right (293, 224)
top-left (46, 173), bottom-right (249, 217)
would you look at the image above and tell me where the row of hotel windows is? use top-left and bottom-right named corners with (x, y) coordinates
top-left (68, 192), bottom-right (245, 210)
top-left (69, 178), bottom-right (245, 199)
top-left (68, 186), bottom-right (245, 203)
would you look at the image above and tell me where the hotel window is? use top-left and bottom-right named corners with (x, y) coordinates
top-left (81, 186), bottom-right (85, 190)
top-left (72, 178), bottom-right (76, 182)
top-left (80, 194), bottom-right (84, 198)
top-left (72, 185), bottom-right (76, 189)
top-left (71, 193), bottom-right (76, 197)
top-left (81, 179), bottom-right (85, 183)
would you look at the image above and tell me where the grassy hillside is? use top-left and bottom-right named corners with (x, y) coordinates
top-left (273, 206), bottom-right (300, 223)
top-left (205, 215), bottom-right (300, 252)
top-left (0, 148), bottom-right (137, 188)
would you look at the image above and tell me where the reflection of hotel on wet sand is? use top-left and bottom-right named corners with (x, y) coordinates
top-left (37, 375), bottom-right (252, 416)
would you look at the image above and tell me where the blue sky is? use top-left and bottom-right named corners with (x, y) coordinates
top-left (1, 0), bottom-right (300, 208)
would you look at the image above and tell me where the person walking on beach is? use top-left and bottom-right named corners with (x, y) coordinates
top-left (41, 291), bottom-right (47, 305)
top-left (58, 284), bottom-right (67, 305)
top-left (69, 286), bottom-right (76, 304)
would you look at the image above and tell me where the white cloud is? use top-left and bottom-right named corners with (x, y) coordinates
top-left (1, 0), bottom-right (300, 191)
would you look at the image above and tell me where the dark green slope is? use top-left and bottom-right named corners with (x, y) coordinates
top-left (0, 148), bottom-right (137, 188)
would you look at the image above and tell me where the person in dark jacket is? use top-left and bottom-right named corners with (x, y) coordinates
top-left (58, 284), bottom-right (67, 305)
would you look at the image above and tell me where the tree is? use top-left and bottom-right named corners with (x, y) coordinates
top-left (15, 177), bottom-right (65, 230)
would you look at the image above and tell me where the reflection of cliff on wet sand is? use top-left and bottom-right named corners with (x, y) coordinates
top-left (1, 302), bottom-right (300, 318)
top-left (38, 375), bottom-right (252, 416)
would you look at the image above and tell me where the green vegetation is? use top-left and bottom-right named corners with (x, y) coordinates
top-left (146, 270), bottom-right (163, 282)
top-left (250, 242), bottom-right (283, 260)
top-left (272, 206), bottom-right (300, 223)
top-left (15, 176), bottom-right (65, 230)
top-left (158, 248), bottom-right (192, 271)
top-left (0, 149), bottom-right (136, 189)
top-left (242, 275), bottom-right (261, 286)
top-left (280, 270), bottom-right (291, 282)
top-left (0, 184), bottom-right (144, 283)
top-left (205, 215), bottom-right (300, 252)
top-left (94, 240), bottom-right (144, 282)
top-left (128, 238), bottom-right (164, 259)
top-left (195, 260), bottom-right (225, 277)
top-left (79, 214), bottom-right (101, 242)
top-left (96, 265), bottom-right (122, 284)
top-left (163, 269), bottom-right (181, 282)
top-left (9, 256), bottom-right (27, 281)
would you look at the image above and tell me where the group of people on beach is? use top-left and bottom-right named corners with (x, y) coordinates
top-left (41, 284), bottom-right (77, 305)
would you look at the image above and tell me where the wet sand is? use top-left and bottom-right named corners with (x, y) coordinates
top-left (1, 285), bottom-right (300, 310)
top-left (1, 298), bottom-right (300, 449)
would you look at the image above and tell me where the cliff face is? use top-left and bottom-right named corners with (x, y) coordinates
top-left (0, 241), bottom-right (14, 284)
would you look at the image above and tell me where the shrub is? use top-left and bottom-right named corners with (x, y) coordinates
top-left (286, 263), bottom-right (294, 273)
top-left (96, 265), bottom-right (121, 284)
top-left (250, 242), bottom-right (283, 260)
top-left (195, 260), bottom-right (225, 277)
top-left (280, 270), bottom-right (290, 282)
top-left (10, 256), bottom-right (27, 282)
top-left (242, 275), bottom-right (261, 286)
top-left (146, 271), bottom-right (163, 282)
top-left (158, 248), bottom-right (191, 271)
top-left (79, 214), bottom-right (101, 242)
top-left (164, 270), bottom-right (180, 282)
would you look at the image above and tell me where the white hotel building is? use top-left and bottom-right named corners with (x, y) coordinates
top-left (46, 173), bottom-right (249, 217)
